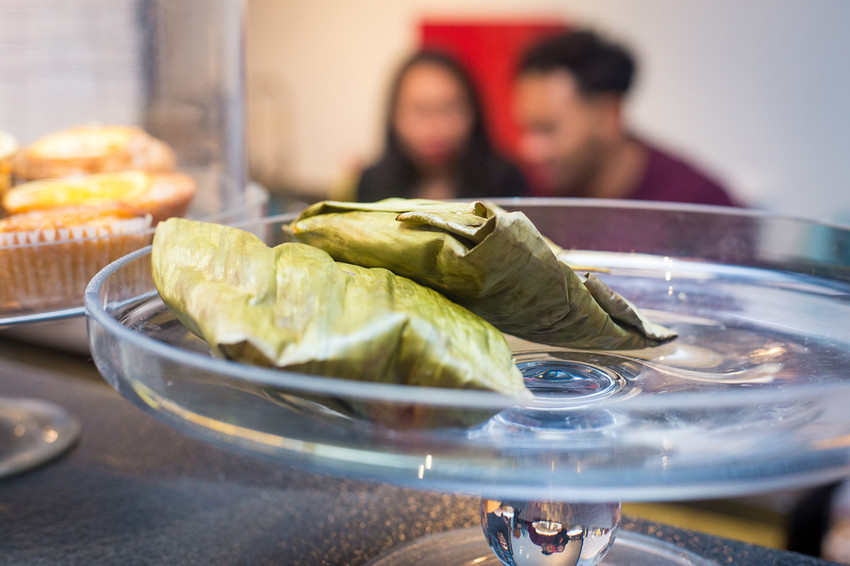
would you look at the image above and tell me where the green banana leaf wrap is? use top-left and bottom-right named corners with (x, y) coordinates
top-left (286, 199), bottom-right (676, 350)
top-left (151, 218), bottom-right (529, 427)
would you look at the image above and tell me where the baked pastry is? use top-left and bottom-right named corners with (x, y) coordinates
top-left (0, 130), bottom-right (17, 194)
top-left (0, 205), bottom-right (152, 311)
top-left (2, 170), bottom-right (197, 223)
top-left (13, 125), bottom-right (176, 181)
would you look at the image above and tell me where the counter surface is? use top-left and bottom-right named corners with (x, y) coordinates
top-left (0, 350), bottom-right (838, 565)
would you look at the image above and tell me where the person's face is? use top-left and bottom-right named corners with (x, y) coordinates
top-left (393, 62), bottom-right (474, 168)
top-left (514, 70), bottom-right (613, 196)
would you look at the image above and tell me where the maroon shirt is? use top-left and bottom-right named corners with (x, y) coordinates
top-left (630, 143), bottom-right (738, 207)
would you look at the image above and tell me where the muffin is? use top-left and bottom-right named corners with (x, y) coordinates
top-left (0, 205), bottom-right (152, 311)
top-left (14, 125), bottom-right (176, 181)
top-left (2, 170), bottom-right (197, 223)
top-left (0, 130), bottom-right (17, 194)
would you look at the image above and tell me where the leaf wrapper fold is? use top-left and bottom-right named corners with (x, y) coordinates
top-left (287, 199), bottom-right (676, 350)
top-left (151, 218), bottom-right (528, 427)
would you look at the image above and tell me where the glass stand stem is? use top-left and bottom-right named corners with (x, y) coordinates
top-left (367, 498), bottom-right (717, 566)
top-left (481, 498), bottom-right (621, 566)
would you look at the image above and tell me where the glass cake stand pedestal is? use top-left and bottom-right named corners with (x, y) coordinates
top-left (0, 308), bottom-right (82, 478)
top-left (85, 201), bottom-right (850, 565)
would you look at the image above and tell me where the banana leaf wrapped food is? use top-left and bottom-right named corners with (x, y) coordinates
top-left (151, 217), bottom-right (529, 428)
top-left (286, 199), bottom-right (676, 350)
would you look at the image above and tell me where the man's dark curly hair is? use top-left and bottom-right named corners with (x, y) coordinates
top-left (518, 29), bottom-right (636, 95)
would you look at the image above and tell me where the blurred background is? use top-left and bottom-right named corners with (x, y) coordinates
top-left (1, 0), bottom-right (849, 561)
top-left (246, 0), bottom-right (850, 223)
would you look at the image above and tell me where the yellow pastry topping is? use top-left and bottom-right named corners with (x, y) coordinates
top-left (27, 125), bottom-right (136, 160)
top-left (0, 130), bottom-right (18, 193)
top-left (3, 170), bottom-right (151, 214)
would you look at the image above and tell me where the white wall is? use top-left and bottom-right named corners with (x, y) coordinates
top-left (247, 0), bottom-right (850, 222)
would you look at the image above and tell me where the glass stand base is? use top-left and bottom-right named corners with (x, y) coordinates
top-left (366, 526), bottom-right (716, 566)
top-left (0, 397), bottom-right (81, 478)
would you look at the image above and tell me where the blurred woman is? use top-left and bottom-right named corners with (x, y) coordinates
top-left (356, 50), bottom-right (529, 201)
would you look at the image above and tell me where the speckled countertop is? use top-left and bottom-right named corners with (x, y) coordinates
top-left (0, 349), bottom-right (839, 565)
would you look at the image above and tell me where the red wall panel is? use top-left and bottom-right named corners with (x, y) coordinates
top-left (420, 19), bottom-right (568, 159)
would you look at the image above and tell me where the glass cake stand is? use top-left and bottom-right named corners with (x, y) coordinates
top-left (84, 200), bottom-right (850, 565)
top-left (0, 184), bottom-right (268, 478)
top-left (0, 307), bottom-right (82, 478)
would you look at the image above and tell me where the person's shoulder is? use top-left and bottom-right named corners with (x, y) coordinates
top-left (486, 154), bottom-right (531, 198)
top-left (637, 142), bottom-right (738, 207)
top-left (357, 162), bottom-right (383, 186)
top-left (355, 160), bottom-right (399, 202)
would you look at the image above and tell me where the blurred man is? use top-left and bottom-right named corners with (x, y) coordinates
top-left (514, 29), bottom-right (737, 205)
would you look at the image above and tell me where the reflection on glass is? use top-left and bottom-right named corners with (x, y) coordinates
top-left (481, 499), bottom-right (620, 566)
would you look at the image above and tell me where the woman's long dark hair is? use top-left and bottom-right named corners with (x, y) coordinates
top-left (358, 50), bottom-right (520, 201)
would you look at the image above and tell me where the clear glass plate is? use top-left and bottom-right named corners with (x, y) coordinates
top-left (85, 199), bottom-right (850, 502)
top-left (0, 396), bottom-right (80, 478)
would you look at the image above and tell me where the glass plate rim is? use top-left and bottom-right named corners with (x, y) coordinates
top-left (496, 196), bottom-right (850, 231)
top-left (84, 199), bottom-right (850, 411)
